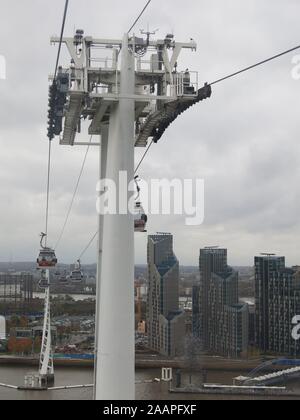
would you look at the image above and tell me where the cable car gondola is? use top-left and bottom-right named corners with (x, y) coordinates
top-left (70, 260), bottom-right (84, 283)
top-left (37, 233), bottom-right (58, 269)
top-left (59, 272), bottom-right (69, 285)
top-left (134, 202), bottom-right (148, 232)
top-left (134, 176), bottom-right (148, 233)
top-left (38, 270), bottom-right (50, 289)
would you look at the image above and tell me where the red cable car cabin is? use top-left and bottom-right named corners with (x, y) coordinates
top-left (134, 202), bottom-right (148, 233)
top-left (37, 248), bottom-right (58, 268)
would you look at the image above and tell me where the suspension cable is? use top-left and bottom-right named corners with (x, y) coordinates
top-left (78, 231), bottom-right (98, 261)
top-left (132, 43), bottom-right (300, 178)
top-left (76, 138), bottom-right (155, 258)
top-left (128, 0), bottom-right (152, 34)
top-left (75, 42), bottom-right (300, 259)
top-left (54, 0), bottom-right (70, 79)
top-left (55, 136), bottom-right (93, 249)
top-left (44, 140), bottom-right (52, 247)
top-left (55, 136), bottom-right (93, 250)
top-left (209, 44), bottom-right (300, 86)
top-left (43, 0), bottom-right (70, 248)
top-left (135, 139), bottom-right (154, 175)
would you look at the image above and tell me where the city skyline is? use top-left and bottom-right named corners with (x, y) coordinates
top-left (0, 0), bottom-right (300, 266)
top-left (0, 246), bottom-right (295, 268)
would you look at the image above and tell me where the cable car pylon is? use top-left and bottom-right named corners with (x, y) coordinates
top-left (38, 269), bottom-right (55, 387)
top-left (34, 234), bottom-right (57, 388)
top-left (49, 26), bottom-right (212, 400)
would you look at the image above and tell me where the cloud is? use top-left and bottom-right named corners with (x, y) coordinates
top-left (0, 0), bottom-right (299, 266)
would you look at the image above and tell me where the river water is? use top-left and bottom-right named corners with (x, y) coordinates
top-left (0, 367), bottom-right (299, 400)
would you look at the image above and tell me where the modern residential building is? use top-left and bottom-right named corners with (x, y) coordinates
top-left (198, 247), bottom-right (227, 347)
top-left (0, 272), bottom-right (33, 305)
top-left (254, 255), bottom-right (285, 352)
top-left (192, 284), bottom-right (201, 338)
top-left (0, 316), bottom-right (5, 340)
top-left (193, 247), bottom-right (248, 357)
top-left (255, 258), bottom-right (300, 356)
top-left (248, 303), bottom-right (256, 347)
top-left (10, 326), bottom-right (57, 345)
top-left (225, 304), bottom-right (249, 358)
top-left (147, 233), bottom-right (185, 357)
top-left (268, 267), bottom-right (300, 356)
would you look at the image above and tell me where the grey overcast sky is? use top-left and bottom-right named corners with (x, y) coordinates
top-left (0, 0), bottom-right (299, 267)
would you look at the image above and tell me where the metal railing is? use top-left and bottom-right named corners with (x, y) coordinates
top-left (172, 71), bottom-right (199, 97)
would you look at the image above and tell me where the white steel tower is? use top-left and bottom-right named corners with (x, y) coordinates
top-left (39, 269), bottom-right (55, 387)
top-left (50, 29), bottom-right (211, 400)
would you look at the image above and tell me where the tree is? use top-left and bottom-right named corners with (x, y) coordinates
top-left (19, 316), bottom-right (29, 328)
top-left (9, 316), bottom-right (20, 328)
top-left (34, 336), bottom-right (42, 354)
top-left (7, 337), bottom-right (18, 354)
top-left (16, 338), bottom-right (33, 355)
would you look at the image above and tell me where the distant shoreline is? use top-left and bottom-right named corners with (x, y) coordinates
top-left (0, 355), bottom-right (269, 372)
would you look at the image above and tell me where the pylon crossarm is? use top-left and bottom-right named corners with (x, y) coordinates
top-left (49, 31), bottom-right (203, 148)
